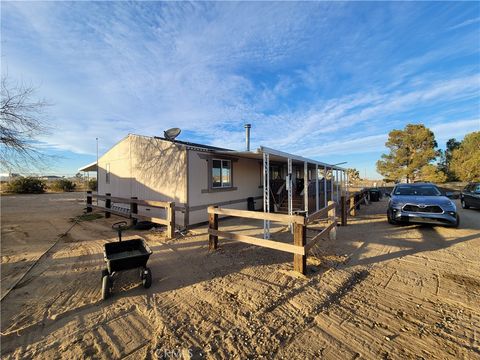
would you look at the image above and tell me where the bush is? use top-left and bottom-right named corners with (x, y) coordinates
top-left (87, 178), bottom-right (97, 191)
top-left (6, 177), bottom-right (46, 194)
top-left (50, 179), bottom-right (76, 192)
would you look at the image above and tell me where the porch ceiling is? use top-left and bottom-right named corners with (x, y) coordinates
top-left (211, 146), bottom-right (345, 170)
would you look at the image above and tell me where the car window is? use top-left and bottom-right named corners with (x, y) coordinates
top-left (393, 185), bottom-right (442, 196)
top-left (463, 184), bottom-right (471, 192)
top-left (475, 184), bottom-right (480, 193)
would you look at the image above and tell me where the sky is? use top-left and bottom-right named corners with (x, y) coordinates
top-left (1, 1), bottom-right (479, 178)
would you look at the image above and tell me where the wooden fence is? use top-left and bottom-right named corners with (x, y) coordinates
top-left (86, 191), bottom-right (175, 238)
top-left (207, 201), bottom-right (337, 275)
top-left (337, 189), bottom-right (370, 226)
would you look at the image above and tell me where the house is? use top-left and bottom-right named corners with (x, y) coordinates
top-left (79, 129), bottom-right (347, 229)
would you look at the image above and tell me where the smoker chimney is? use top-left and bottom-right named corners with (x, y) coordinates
top-left (244, 124), bottom-right (251, 151)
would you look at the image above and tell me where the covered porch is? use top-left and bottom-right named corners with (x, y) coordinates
top-left (212, 146), bottom-right (347, 239)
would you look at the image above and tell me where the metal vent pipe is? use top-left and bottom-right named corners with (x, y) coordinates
top-left (244, 123), bottom-right (251, 151)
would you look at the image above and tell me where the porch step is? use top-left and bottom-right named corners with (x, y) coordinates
top-left (278, 196), bottom-right (304, 209)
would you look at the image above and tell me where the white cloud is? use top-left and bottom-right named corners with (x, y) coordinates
top-left (448, 17), bottom-right (480, 31)
top-left (431, 119), bottom-right (480, 143)
top-left (2, 1), bottom-right (479, 166)
top-left (300, 119), bottom-right (480, 159)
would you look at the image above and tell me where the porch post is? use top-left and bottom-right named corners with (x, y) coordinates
top-left (263, 152), bottom-right (270, 239)
top-left (323, 165), bottom-right (327, 208)
top-left (340, 170), bottom-right (343, 199)
top-left (304, 161), bottom-right (308, 214)
top-left (330, 168), bottom-right (334, 202)
top-left (346, 170), bottom-right (349, 197)
top-left (287, 158), bottom-right (293, 231)
top-left (315, 164), bottom-right (319, 212)
top-left (336, 169), bottom-right (340, 203)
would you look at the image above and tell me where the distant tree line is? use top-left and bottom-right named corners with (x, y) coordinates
top-left (376, 124), bottom-right (479, 183)
top-left (4, 176), bottom-right (97, 194)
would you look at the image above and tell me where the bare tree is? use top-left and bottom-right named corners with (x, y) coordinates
top-left (1, 76), bottom-right (51, 172)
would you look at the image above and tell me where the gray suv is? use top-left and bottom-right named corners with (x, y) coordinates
top-left (387, 183), bottom-right (459, 227)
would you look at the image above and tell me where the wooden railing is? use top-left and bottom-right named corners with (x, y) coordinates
top-left (86, 191), bottom-right (176, 238)
top-left (347, 189), bottom-right (369, 216)
top-left (207, 201), bottom-right (337, 275)
top-left (336, 189), bottom-right (370, 226)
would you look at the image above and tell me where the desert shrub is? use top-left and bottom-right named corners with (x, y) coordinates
top-left (87, 178), bottom-right (97, 191)
top-left (50, 179), bottom-right (76, 192)
top-left (6, 177), bottom-right (46, 194)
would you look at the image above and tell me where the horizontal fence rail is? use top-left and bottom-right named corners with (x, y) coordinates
top-left (306, 202), bottom-right (336, 224)
top-left (208, 206), bottom-right (306, 225)
top-left (86, 191), bottom-right (175, 238)
top-left (207, 201), bottom-right (337, 275)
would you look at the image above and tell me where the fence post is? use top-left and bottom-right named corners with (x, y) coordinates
top-left (86, 191), bottom-right (92, 213)
top-left (130, 197), bottom-right (138, 225)
top-left (105, 193), bottom-right (111, 218)
top-left (167, 202), bottom-right (175, 238)
top-left (293, 213), bottom-right (306, 275)
top-left (328, 200), bottom-right (337, 241)
top-left (184, 206), bottom-right (189, 230)
top-left (209, 206), bottom-right (218, 250)
top-left (350, 195), bottom-right (356, 216)
top-left (340, 195), bottom-right (347, 226)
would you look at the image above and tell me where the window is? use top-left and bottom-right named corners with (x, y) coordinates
top-left (393, 185), bottom-right (441, 196)
top-left (106, 163), bottom-right (110, 184)
top-left (212, 159), bottom-right (231, 188)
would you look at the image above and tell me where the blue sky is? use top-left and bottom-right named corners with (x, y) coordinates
top-left (2, 1), bottom-right (479, 178)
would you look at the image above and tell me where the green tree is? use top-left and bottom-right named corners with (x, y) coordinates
top-left (376, 124), bottom-right (438, 183)
top-left (450, 131), bottom-right (480, 182)
top-left (346, 168), bottom-right (361, 184)
top-left (419, 164), bottom-right (447, 183)
top-left (438, 138), bottom-right (461, 181)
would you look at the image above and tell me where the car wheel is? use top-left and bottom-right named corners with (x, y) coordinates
top-left (461, 199), bottom-right (469, 209)
top-left (142, 268), bottom-right (152, 289)
top-left (102, 274), bottom-right (111, 300)
top-left (387, 210), bottom-right (397, 225)
top-left (453, 214), bottom-right (460, 228)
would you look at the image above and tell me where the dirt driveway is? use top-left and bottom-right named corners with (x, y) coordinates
top-left (1, 193), bottom-right (479, 359)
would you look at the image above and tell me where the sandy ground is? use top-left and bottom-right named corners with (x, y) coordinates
top-left (1, 193), bottom-right (479, 359)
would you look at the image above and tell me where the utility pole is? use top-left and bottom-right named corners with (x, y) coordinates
top-left (96, 137), bottom-right (99, 182)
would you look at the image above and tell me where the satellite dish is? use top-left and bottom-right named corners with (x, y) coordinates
top-left (164, 128), bottom-right (181, 141)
